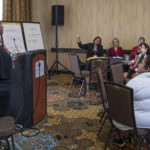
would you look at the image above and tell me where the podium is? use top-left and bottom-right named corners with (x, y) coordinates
top-left (9, 50), bottom-right (47, 128)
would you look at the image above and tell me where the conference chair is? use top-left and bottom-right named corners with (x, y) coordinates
top-left (80, 58), bottom-right (109, 104)
top-left (90, 59), bottom-right (109, 82)
top-left (97, 68), bottom-right (108, 136)
top-left (85, 59), bottom-right (109, 91)
top-left (0, 116), bottom-right (15, 149)
top-left (110, 62), bottom-right (124, 84)
top-left (68, 54), bottom-right (90, 101)
top-left (104, 82), bottom-right (150, 150)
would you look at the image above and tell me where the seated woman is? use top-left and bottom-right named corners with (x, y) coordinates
top-left (107, 37), bottom-right (124, 57)
top-left (130, 55), bottom-right (150, 130)
top-left (76, 33), bottom-right (103, 70)
top-left (76, 33), bottom-right (103, 58)
top-left (112, 55), bottom-right (150, 147)
top-left (127, 43), bottom-right (150, 79)
top-left (129, 37), bottom-right (145, 60)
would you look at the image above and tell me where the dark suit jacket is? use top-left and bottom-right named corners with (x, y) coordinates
top-left (78, 42), bottom-right (103, 58)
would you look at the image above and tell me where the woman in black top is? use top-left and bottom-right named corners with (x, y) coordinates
top-left (76, 33), bottom-right (103, 70)
top-left (76, 33), bottom-right (103, 58)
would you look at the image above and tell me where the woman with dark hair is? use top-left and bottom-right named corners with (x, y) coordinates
top-left (112, 56), bottom-right (150, 147)
top-left (76, 33), bottom-right (103, 70)
top-left (127, 42), bottom-right (150, 79)
top-left (107, 37), bottom-right (124, 57)
top-left (128, 55), bottom-right (150, 129)
top-left (76, 33), bottom-right (103, 58)
top-left (129, 37), bottom-right (145, 59)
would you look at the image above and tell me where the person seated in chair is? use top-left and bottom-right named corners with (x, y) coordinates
top-left (126, 43), bottom-right (150, 79)
top-left (129, 37), bottom-right (145, 60)
top-left (107, 37), bottom-right (124, 57)
top-left (112, 55), bottom-right (150, 147)
top-left (127, 55), bottom-right (150, 129)
top-left (76, 33), bottom-right (103, 70)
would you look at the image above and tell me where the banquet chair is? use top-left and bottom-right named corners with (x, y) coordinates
top-left (68, 54), bottom-right (90, 100)
top-left (110, 62), bottom-right (124, 84)
top-left (85, 58), bottom-right (109, 88)
top-left (0, 116), bottom-right (15, 150)
top-left (97, 68), bottom-right (108, 136)
top-left (104, 82), bottom-right (150, 150)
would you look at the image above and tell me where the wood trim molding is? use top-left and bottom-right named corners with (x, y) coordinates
top-left (51, 48), bottom-right (131, 54)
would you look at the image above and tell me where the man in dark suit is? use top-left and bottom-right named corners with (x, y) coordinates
top-left (0, 22), bottom-right (17, 116)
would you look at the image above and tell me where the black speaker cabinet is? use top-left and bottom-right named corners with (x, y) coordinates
top-left (52, 5), bottom-right (64, 26)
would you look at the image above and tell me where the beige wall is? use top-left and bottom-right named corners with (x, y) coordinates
top-left (32, 0), bottom-right (55, 68)
top-left (32, 0), bottom-right (150, 69)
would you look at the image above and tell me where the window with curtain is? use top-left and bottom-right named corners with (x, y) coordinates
top-left (3, 0), bottom-right (32, 21)
top-left (0, 0), bottom-right (3, 20)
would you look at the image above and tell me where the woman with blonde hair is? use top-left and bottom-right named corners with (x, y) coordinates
top-left (108, 37), bottom-right (124, 57)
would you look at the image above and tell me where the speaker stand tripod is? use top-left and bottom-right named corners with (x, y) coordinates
top-left (48, 23), bottom-right (70, 80)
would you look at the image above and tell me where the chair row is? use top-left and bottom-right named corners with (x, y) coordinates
top-left (68, 54), bottom-right (150, 149)
top-left (97, 68), bottom-right (150, 149)
top-left (68, 54), bottom-right (126, 104)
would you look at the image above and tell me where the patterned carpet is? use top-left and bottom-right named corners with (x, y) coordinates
top-left (10, 74), bottom-right (147, 150)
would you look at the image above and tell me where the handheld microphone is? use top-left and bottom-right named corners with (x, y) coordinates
top-left (13, 38), bottom-right (19, 53)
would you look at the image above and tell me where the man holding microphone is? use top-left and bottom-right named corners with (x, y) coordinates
top-left (0, 22), bottom-right (17, 116)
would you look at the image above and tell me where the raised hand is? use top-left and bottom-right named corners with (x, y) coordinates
top-left (76, 33), bottom-right (81, 42)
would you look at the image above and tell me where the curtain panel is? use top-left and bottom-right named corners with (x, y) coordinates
top-left (3, 0), bottom-right (32, 21)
